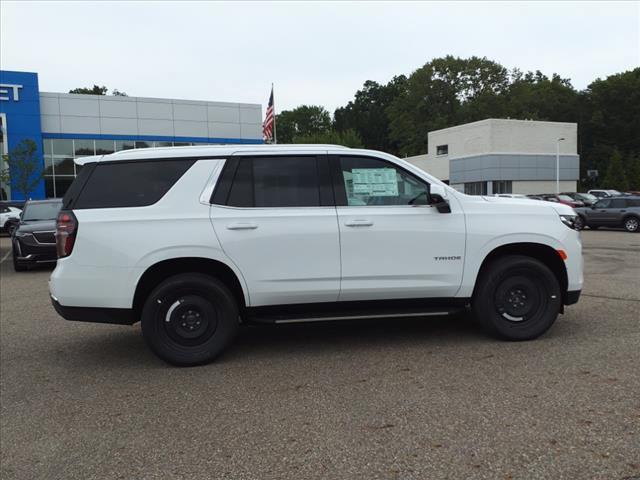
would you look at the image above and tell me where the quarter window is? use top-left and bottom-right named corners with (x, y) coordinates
top-left (73, 160), bottom-right (195, 209)
top-left (337, 156), bottom-right (429, 206)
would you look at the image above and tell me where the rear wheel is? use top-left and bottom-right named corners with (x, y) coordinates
top-left (472, 255), bottom-right (561, 341)
top-left (623, 216), bottom-right (639, 233)
top-left (141, 273), bottom-right (239, 366)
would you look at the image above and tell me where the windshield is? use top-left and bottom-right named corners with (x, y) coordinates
top-left (577, 193), bottom-right (597, 201)
top-left (22, 202), bottom-right (62, 221)
top-left (558, 195), bottom-right (573, 201)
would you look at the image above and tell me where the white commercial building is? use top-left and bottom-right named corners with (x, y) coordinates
top-left (406, 119), bottom-right (579, 195)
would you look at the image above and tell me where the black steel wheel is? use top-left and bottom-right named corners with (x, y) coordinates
top-left (472, 255), bottom-right (561, 340)
top-left (141, 273), bottom-right (239, 366)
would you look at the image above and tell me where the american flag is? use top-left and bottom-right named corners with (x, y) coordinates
top-left (262, 86), bottom-right (275, 143)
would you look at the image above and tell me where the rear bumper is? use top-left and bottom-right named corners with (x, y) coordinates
top-left (565, 290), bottom-right (581, 306)
top-left (51, 297), bottom-right (137, 325)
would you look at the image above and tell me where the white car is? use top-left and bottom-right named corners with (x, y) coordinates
top-left (587, 189), bottom-right (622, 198)
top-left (50, 145), bottom-right (583, 365)
top-left (0, 205), bottom-right (22, 235)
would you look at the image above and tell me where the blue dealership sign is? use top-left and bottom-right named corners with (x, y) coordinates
top-left (0, 70), bottom-right (45, 200)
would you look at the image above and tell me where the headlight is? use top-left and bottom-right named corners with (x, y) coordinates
top-left (14, 231), bottom-right (32, 238)
top-left (559, 214), bottom-right (578, 230)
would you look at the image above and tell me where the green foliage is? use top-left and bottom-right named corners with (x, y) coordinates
top-left (333, 76), bottom-right (407, 154)
top-left (69, 85), bottom-right (127, 96)
top-left (602, 150), bottom-right (629, 191)
top-left (1, 139), bottom-right (43, 199)
top-left (293, 129), bottom-right (363, 148)
top-left (276, 105), bottom-right (332, 143)
top-left (625, 155), bottom-right (640, 191)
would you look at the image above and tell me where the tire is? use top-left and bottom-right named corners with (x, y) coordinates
top-left (589, 225), bottom-right (599, 230)
top-left (141, 273), bottom-right (239, 366)
top-left (623, 216), bottom-right (639, 233)
top-left (472, 255), bottom-right (561, 341)
top-left (12, 250), bottom-right (27, 272)
top-left (6, 223), bottom-right (17, 237)
top-left (573, 215), bottom-right (585, 231)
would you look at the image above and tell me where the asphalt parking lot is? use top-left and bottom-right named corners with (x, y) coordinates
top-left (0, 231), bottom-right (639, 480)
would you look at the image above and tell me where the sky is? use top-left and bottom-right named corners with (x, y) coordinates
top-left (1, 1), bottom-right (639, 115)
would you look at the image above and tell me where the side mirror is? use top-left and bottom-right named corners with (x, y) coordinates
top-left (429, 184), bottom-right (451, 213)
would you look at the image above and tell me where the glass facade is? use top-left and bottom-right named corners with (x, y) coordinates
top-left (42, 138), bottom-right (207, 198)
top-left (464, 181), bottom-right (487, 196)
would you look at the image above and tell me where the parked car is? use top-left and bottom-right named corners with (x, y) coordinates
top-left (560, 192), bottom-right (598, 206)
top-left (587, 189), bottom-right (622, 198)
top-left (50, 145), bottom-right (583, 366)
top-left (526, 195), bottom-right (545, 201)
top-left (12, 199), bottom-right (63, 271)
top-left (0, 205), bottom-right (22, 236)
top-left (573, 196), bottom-right (640, 232)
top-left (0, 200), bottom-right (26, 210)
top-left (540, 194), bottom-right (585, 208)
top-left (490, 193), bottom-right (529, 199)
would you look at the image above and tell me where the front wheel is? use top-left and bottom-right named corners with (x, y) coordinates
top-left (141, 273), bottom-right (239, 366)
top-left (472, 255), bottom-right (561, 341)
top-left (573, 215), bottom-right (585, 231)
top-left (623, 216), bottom-right (639, 233)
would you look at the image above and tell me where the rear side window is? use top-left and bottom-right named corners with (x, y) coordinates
top-left (610, 199), bottom-right (626, 208)
top-left (73, 160), bottom-right (195, 209)
top-left (220, 156), bottom-right (330, 208)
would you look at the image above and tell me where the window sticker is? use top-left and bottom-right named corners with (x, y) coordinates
top-left (351, 168), bottom-right (398, 196)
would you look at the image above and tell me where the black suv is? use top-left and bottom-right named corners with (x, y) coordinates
top-left (12, 199), bottom-right (63, 271)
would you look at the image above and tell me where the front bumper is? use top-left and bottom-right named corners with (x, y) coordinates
top-left (51, 297), bottom-right (137, 325)
top-left (13, 236), bottom-right (57, 265)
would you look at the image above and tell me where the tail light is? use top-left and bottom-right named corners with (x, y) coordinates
top-left (55, 210), bottom-right (78, 258)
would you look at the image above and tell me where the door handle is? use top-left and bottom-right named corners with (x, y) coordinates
top-left (226, 222), bottom-right (258, 230)
top-left (345, 219), bottom-right (373, 227)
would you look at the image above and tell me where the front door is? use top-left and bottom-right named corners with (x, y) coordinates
top-left (210, 155), bottom-right (340, 306)
top-left (332, 155), bottom-right (466, 302)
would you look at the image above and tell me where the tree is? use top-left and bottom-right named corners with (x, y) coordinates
top-left (293, 129), bottom-right (363, 148)
top-left (625, 154), bottom-right (640, 191)
top-left (333, 76), bottom-right (407, 154)
top-left (1, 139), bottom-right (43, 199)
top-left (602, 150), bottom-right (629, 191)
top-left (387, 56), bottom-right (511, 156)
top-left (579, 68), bottom-right (640, 186)
top-left (69, 85), bottom-right (128, 96)
top-left (276, 105), bottom-right (332, 143)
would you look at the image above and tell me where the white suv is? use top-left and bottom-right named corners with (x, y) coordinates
top-left (50, 145), bottom-right (583, 365)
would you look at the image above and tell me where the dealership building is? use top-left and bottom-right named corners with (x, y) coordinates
top-left (0, 70), bottom-right (263, 200)
top-left (406, 118), bottom-right (579, 195)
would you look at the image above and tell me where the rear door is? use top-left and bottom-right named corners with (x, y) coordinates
top-left (210, 155), bottom-right (340, 306)
top-left (331, 155), bottom-right (465, 302)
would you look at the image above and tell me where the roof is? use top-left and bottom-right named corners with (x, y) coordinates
top-left (75, 144), bottom-right (352, 164)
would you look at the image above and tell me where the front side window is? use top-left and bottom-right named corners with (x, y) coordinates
top-left (225, 156), bottom-right (323, 208)
top-left (595, 199), bottom-right (611, 209)
top-left (337, 156), bottom-right (429, 206)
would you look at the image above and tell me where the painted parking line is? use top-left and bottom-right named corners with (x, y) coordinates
top-left (0, 249), bottom-right (11, 264)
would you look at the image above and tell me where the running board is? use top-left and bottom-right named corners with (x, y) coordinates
top-left (244, 299), bottom-right (469, 325)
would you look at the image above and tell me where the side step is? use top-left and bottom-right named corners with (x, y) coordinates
top-left (244, 298), bottom-right (469, 325)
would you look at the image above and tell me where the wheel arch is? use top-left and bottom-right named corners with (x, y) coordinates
top-left (473, 242), bottom-right (569, 305)
top-left (133, 257), bottom-right (248, 316)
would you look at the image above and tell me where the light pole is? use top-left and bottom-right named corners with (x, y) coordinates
top-left (556, 137), bottom-right (565, 194)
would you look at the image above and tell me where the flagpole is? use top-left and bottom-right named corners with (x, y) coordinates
top-left (272, 83), bottom-right (277, 144)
